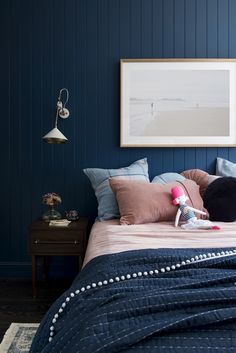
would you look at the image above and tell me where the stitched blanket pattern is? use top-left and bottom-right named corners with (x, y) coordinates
top-left (30, 248), bottom-right (236, 353)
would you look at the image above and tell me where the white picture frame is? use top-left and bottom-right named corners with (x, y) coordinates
top-left (120, 59), bottom-right (236, 147)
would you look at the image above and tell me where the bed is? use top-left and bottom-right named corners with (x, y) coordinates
top-left (30, 220), bottom-right (236, 353)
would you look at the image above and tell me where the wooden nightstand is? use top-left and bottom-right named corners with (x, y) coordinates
top-left (28, 217), bottom-right (90, 297)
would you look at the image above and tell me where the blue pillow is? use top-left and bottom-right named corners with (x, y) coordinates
top-left (152, 172), bottom-right (185, 184)
top-left (216, 157), bottom-right (236, 177)
top-left (83, 158), bottom-right (149, 221)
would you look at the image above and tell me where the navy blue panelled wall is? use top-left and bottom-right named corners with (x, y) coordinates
top-left (1, 0), bottom-right (236, 277)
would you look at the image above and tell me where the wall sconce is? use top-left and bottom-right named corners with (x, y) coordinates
top-left (43, 88), bottom-right (70, 144)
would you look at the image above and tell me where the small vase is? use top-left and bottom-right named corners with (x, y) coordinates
top-left (42, 205), bottom-right (61, 222)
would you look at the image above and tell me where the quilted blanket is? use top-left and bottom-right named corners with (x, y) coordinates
top-left (30, 248), bottom-right (236, 353)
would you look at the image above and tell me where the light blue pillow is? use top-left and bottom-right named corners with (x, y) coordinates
top-left (152, 172), bottom-right (185, 184)
top-left (83, 158), bottom-right (149, 221)
top-left (216, 157), bottom-right (236, 176)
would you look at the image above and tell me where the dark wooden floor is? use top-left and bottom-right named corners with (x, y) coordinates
top-left (0, 278), bottom-right (72, 342)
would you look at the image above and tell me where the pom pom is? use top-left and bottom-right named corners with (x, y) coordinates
top-left (211, 226), bottom-right (220, 230)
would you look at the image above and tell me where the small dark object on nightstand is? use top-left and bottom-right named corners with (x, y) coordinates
top-left (65, 210), bottom-right (79, 221)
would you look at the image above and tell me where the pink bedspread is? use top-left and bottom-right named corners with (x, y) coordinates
top-left (83, 220), bottom-right (236, 267)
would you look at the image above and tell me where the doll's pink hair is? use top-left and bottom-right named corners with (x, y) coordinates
top-left (171, 186), bottom-right (185, 205)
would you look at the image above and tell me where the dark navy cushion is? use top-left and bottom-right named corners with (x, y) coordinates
top-left (203, 176), bottom-right (236, 222)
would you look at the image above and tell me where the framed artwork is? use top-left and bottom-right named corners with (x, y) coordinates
top-left (120, 59), bottom-right (236, 147)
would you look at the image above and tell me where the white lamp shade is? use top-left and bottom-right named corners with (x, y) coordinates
top-left (42, 127), bottom-right (68, 144)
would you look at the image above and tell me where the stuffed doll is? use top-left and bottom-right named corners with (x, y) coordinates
top-left (171, 186), bottom-right (220, 230)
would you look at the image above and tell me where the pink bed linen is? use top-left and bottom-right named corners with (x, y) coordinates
top-left (83, 220), bottom-right (236, 267)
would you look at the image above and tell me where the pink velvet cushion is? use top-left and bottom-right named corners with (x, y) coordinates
top-left (181, 169), bottom-right (209, 197)
top-left (109, 178), bottom-right (204, 225)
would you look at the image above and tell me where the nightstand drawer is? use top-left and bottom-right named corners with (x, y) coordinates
top-left (30, 231), bottom-right (85, 243)
top-left (30, 241), bottom-right (85, 255)
top-left (31, 239), bottom-right (82, 245)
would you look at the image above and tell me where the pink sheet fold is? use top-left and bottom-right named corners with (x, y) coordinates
top-left (83, 220), bottom-right (236, 267)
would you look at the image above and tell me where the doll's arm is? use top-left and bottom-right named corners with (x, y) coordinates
top-left (187, 206), bottom-right (207, 215)
top-left (175, 209), bottom-right (182, 227)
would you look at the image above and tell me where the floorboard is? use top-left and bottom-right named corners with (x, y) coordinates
top-left (0, 278), bottom-right (72, 342)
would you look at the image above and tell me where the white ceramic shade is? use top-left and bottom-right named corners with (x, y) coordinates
top-left (42, 127), bottom-right (68, 144)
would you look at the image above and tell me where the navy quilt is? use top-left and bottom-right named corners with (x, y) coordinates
top-left (30, 248), bottom-right (236, 353)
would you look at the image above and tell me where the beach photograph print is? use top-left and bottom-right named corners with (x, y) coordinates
top-left (120, 60), bottom-right (236, 147)
top-left (129, 68), bottom-right (229, 137)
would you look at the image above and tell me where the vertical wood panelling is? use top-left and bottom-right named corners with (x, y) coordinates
top-left (195, 149), bottom-right (207, 171)
top-left (1, 2), bottom-right (11, 260)
top-left (229, 0), bottom-right (236, 57)
top-left (76, 0), bottom-right (88, 212)
top-left (196, 0), bottom-right (207, 57)
top-left (130, 0), bottom-right (141, 58)
top-left (206, 148), bottom-right (218, 174)
top-left (97, 0), bottom-right (109, 166)
top-left (217, 147), bottom-right (229, 160)
top-left (184, 149), bottom-right (196, 170)
top-left (185, 0), bottom-right (196, 57)
top-left (10, 0), bottom-right (22, 260)
top-left (173, 149), bottom-right (185, 173)
top-left (218, 0), bottom-right (229, 57)
top-left (162, 149), bottom-right (174, 172)
top-left (31, 1), bottom-right (45, 221)
top-left (152, 0), bottom-right (163, 58)
top-left (18, 1), bottom-right (32, 260)
top-left (141, 0), bottom-right (153, 57)
top-left (85, 0), bottom-right (98, 166)
top-left (174, 0), bottom-right (184, 58)
top-left (229, 148), bottom-right (236, 163)
top-left (207, 0), bottom-right (218, 57)
top-left (1, 0), bottom-right (236, 274)
top-left (163, 0), bottom-right (174, 58)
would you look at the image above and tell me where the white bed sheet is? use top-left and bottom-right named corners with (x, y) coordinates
top-left (83, 219), bottom-right (236, 267)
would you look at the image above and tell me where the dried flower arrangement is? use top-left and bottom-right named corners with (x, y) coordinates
top-left (42, 192), bottom-right (62, 206)
top-left (42, 192), bottom-right (62, 221)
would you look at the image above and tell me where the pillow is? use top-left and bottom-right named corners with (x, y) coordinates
top-left (181, 169), bottom-right (220, 197)
top-left (83, 158), bottom-right (149, 221)
top-left (152, 172), bottom-right (185, 184)
top-left (208, 174), bottom-right (220, 184)
top-left (109, 178), bottom-right (204, 225)
top-left (181, 169), bottom-right (209, 197)
top-left (216, 157), bottom-right (236, 177)
top-left (203, 176), bottom-right (236, 222)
